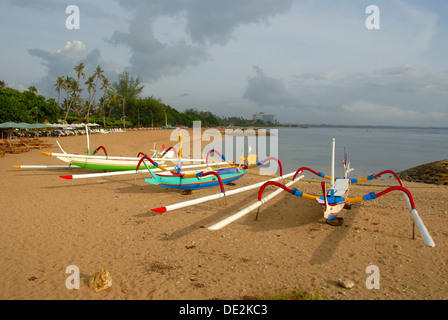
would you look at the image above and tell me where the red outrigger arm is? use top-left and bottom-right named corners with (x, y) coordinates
top-left (257, 175), bottom-right (435, 247)
top-left (293, 167), bottom-right (404, 186)
top-left (93, 146), bottom-right (108, 156)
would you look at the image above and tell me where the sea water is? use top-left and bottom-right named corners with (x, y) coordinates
top-left (211, 126), bottom-right (448, 178)
top-left (277, 127), bottom-right (448, 178)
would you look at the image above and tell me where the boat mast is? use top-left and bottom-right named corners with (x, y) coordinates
top-left (85, 124), bottom-right (90, 155)
top-left (331, 138), bottom-right (335, 191)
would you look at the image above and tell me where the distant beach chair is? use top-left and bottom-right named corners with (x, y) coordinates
top-left (19, 138), bottom-right (53, 149)
top-left (0, 139), bottom-right (30, 153)
top-left (18, 138), bottom-right (40, 149)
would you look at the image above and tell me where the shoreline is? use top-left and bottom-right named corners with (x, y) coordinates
top-left (0, 129), bottom-right (447, 300)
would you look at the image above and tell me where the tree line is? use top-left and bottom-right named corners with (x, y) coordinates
top-left (1, 64), bottom-right (276, 128)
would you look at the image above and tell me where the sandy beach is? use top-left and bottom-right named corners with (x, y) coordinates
top-left (0, 128), bottom-right (447, 300)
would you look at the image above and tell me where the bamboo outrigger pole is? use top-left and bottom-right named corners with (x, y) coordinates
top-left (208, 174), bottom-right (304, 231)
top-left (59, 162), bottom-right (228, 180)
top-left (151, 171), bottom-right (298, 214)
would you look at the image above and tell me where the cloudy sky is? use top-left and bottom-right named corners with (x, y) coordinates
top-left (1, 0), bottom-right (447, 127)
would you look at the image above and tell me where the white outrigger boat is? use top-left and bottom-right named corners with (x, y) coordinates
top-left (151, 138), bottom-right (434, 247)
top-left (14, 141), bottom-right (184, 171)
top-left (209, 138), bottom-right (435, 247)
top-left (13, 124), bottom-right (204, 172)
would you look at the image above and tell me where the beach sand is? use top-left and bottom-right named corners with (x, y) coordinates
top-left (0, 128), bottom-right (447, 300)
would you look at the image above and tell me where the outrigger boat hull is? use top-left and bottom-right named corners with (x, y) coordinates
top-left (145, 168), bottom-right (247, 190)
top-left (39, 147), bottom-right (186, 172)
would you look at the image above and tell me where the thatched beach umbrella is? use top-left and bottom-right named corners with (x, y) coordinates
top-left (0, 122), bottom-right (25, 139)
top-left (0, 122), bottom-right (51, 138)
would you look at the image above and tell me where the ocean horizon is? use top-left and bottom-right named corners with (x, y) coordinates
top-left (210, 126), bottom-right (448, 178)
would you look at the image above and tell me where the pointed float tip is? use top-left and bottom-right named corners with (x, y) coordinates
top-left (41, 152), bottom-right (52, 156)
top-left (59, 175), bottom-right (73, 180)
top-left (151, 207), bottom-right (167, 213)
top-left (12, 165), bottom-right (20, 169)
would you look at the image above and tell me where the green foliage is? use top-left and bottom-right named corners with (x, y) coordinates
top-left (113, 71), bottom-right (144, 102)
top-left (0, 87), bottom-right (61, 123)
top-left (65, 115), bottom-right (80, 123)
top-left (104, 118), bottom-right (132, 128)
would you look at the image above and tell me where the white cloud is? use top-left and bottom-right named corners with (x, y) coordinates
top-left (55, 41), bottom-right (87, 60)
top-left (58, 41), bottom-right (86, 52)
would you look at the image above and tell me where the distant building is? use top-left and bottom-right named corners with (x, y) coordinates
top-left (253, 112), bottom-right (276, 124)
top-left (253, 112), bottom-right (264, 122)
top-left (262, 114), bottom-right (276, 123)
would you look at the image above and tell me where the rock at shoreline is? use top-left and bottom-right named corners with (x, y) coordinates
top-left (398, 159), bottom-right (448, 185)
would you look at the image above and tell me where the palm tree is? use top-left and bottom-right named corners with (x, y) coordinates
top-left (28, 86), bottom-right (38, 95)
top-left (65, 79), bottom-right (83, 121)
top-left (107, 91), bottom-right (119, 119)
top-left (84, 66), bottom-right (105, 123)
top-left (74, 62), bottom-right (86, 82)
top-left (85, 75), bottom-right (96, 122)
top-left (54, 76), bottom-right (65, 107)
top-left (0, 80), bottom-right (6, 89)
top-left (72, 93), bottom-right (84, 118)
top-left (92, 65), bottom-right (104, 106)
top-left (99, 77), bottom-right (112, 128)
top-left (62, 76), bottom-right (72, 120)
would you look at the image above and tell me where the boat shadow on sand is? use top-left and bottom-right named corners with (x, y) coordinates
top-left (132, 184), bottom-right (361, 266)
top-left (241, 195), bottom-right (362, 265)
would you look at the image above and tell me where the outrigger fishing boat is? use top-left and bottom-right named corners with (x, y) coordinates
top-left (209, 138), bottom-right (434, 247)
top-left (138, 129), bottom-right (283, 192)
top-left (37, 142), bottom-right (180, 172)
top-left (14, 142), bottom-right (181, 171)
top-left (141, 154), bottom-right (282, 191)
top-left (13, 124), bottom-right (202, 172)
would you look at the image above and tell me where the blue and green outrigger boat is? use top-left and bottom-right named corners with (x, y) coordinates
top-left (135, 128), bottom-right (283, 191)
top-left (136, 148), bottom-right (283, 192)
top-left (144, 165), bottom-right (248, 190)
